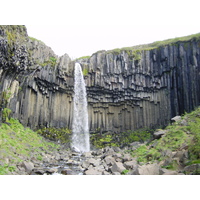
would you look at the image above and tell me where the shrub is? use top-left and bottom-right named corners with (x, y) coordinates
top-left (2, 108), bottom-right (11, 122)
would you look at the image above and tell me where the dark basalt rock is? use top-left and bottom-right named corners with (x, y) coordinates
top-left (0, 25), bottom-right (200, 134)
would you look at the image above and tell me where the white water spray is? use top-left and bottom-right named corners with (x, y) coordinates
top-left (71, 63), bottom-right (90, 152)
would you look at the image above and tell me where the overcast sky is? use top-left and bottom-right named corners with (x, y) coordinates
top-left (2, 0), bottom-right (200, 59)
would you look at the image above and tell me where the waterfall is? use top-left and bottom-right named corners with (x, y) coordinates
top-left (71, 63), bottom-right (90, 152)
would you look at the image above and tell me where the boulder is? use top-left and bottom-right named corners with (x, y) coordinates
top-left (137, 163), bottom-right (161, 175)
top-left (124, 160), bottom-right (138, 170)
top-left (46, 168), bottom-right (58, 174)
top-left (153, 130), bottom-right (168, 139)
top-left (88, 158), bottom-right (101, 167)
top-left (20, 161), bottom-right (34, 174)
top-left (112, 172), bottom-right (121, 175)
top-left (171, 116), bottom-right (182, 123)
top-left (123, 154), bottom-right (132, 162)
top-left (82, 152), bottom-right (93, 158)
top-left (102, 171), bottom-right (111, 175)
top-left (81, 160), bottom-right (90, 169)
top-left (184, 164), bottom-right (200, 174)
top-left (61, 169), bottom-right (76, 175)
top-left (32, 167), bottom-right (46, 175)
top-left (110, 161), bottom-right (126, 174)
top-left (104, 156), bottom-right (115, 165)
top-left (84, 168), bottom-right (102, 175)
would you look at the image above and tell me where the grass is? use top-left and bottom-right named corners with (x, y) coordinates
top-left (29, 36), bottom-right (45, 45)
top-left (100, 32), bottom-right (200, 59)
top-left (0, 118), bottom-right (60, 174)
top-left (130, 106), bottom-right (200, 170)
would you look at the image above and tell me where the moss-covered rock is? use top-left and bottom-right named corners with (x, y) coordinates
top-left (37, 127), bottom-right (71, 143)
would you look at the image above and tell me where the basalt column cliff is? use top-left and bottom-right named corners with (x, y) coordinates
top-left (78, 36), bottom-right (200, 133)
top-left (0, 26), bottom-right (200, 133)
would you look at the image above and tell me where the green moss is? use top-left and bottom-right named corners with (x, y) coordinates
top-left (90, 133), bottom-right (119, 149)
top-left (83, 68), bottom-right (89, 76)
top-left (121, 169), bottom-right (129, 175)
top-left (37, 127), bottom-right (71, 143)
top-left (2, 108), bottom-right (11, 122)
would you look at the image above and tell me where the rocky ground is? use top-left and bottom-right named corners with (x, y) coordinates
top-left (1, 109), bottom-right (200, 175)
top-left (6, 141), bottom-right (198, 175)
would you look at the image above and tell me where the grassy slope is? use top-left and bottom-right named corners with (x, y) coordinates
top-left (0, 118), bottom-right (59, 175)
top-left (131, 107), bottom-right (200, 173)
top-left (76, 32), bottom-right (200, 60)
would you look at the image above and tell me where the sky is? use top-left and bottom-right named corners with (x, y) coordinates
top-left (2, 0), bottom-right (200, 59)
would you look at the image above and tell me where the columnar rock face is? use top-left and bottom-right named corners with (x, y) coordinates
top-left (0, 25), bottom-right (200, 134)
top-left (0, 25), bottom-right (74, 129)
top-left (78, 40), bottom-right (200, 132)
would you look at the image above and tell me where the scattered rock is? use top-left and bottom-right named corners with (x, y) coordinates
top-left (111, 161), bottom-right (126, 174)
top-left (61, 169), bottom-right (76, 175)
top-left (84, 168), bottom-right (102, 175)
top-left (46, 168), bottom-right (58, 174)
top-left (184, 164), bottom-right (200, 174)
top-left (171, 116), bottom-right (182, 123)
top-left (104, 156), bottom-right (115, 165)
top-left (124, 160), bottom-right (138, 170)
top-left (153, 130), bottom-right (168, 139)
top-left (102, 171), bottom-right (111, 175)
top-left (20, 161), bottom-right (34, 174)
top-left (88, 158), bottom-right (101, 167)
top-left (137, 163), bottom-right (161, 175)
top-left (81, 160), bottom-right (90, 169)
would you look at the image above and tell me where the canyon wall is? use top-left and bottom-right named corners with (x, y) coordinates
top-left (0, 26), bottom-right (200, 133)
top-left (79, 40), bottom-right (200, 132)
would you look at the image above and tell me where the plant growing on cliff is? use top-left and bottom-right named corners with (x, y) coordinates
top-left (83, 68), bottom-right (89, 76)
top-left (39, 57), bottom-right (57, 68)
top-left (37, 127), bottom-right (71, 143)
top-left (2, 108), bottom-right (11, 122)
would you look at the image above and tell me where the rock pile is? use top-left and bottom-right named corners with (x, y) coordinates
top-left (7, 143), bottom-right (192, 175)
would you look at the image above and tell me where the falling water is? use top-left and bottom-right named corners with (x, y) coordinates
top-left (71, 63), bottom-right (90, 152)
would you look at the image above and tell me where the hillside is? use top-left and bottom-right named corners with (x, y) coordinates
top-left (0, 107), bottom-right (200, 175)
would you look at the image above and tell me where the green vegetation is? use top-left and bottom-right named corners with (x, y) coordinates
top-left (91, 133), bottom-right (118, 149)
top-left (121, 169), bottom-right (129, 175)
top-left (91, 128), bottom-right (152, 149)
top-left (106, 32), bottom-right (200, 60)
top-left (119, 128), bottom-right (152, 146)
top-left (37, 127), bottom-right (71, 143)
top-left (38, 56), bottom-right (57, 68)
top-left (29, 36), bottom-right (45, 45)
top-left (0, 118), bottom-right (59, 174)
top-left (83, 68), bottom-right (89, 76)
top-left (0, 89), bottom-right (12, 122)
top-left (130, 107), bottom-right (200, 172)
top-left (76, 55), bottom-right (91, 60)
top-left (2, 108), bottom-right (11, 122)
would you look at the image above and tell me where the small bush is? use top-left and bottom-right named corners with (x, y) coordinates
top-left (2, 108), bottom-right (11, 122)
